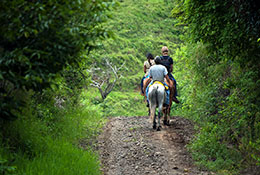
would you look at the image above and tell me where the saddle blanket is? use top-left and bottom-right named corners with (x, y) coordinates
top-left (148, 81), bottom-right (169, 90)
top-left (146, 81), bottom-right (170, 105)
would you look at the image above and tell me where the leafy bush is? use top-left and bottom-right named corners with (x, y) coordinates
top-left (0, 0), bottom-right (116, 120)
top-left (172, 42), bottom-right (260, 173)
top-left (171, 1), bottom-right (260, 173)
top-left (0, 89), bottom-right (104, 174)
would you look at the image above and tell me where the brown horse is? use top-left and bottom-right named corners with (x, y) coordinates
top-left (163, 78), bottom-right (175, 125)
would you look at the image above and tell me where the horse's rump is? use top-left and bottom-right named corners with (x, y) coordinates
top-left (148, 83), bottom-right (165, 108)
top-left (148, 82), bottom-right (165, 130)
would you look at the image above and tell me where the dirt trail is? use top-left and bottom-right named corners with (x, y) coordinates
top-left (98, 116), bottom-right (212, 175)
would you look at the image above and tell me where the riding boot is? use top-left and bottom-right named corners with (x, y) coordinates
top-left (172, 96), bottom-right (180, 103)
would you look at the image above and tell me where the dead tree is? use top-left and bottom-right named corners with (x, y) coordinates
top-left (88, 59), bottom-right (125, 100)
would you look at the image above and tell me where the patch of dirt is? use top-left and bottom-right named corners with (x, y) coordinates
top-left (98, 116), bottom-right (212, 175)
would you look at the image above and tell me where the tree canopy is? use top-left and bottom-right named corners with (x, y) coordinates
top-left (0, 0), bottom-right (116, 119)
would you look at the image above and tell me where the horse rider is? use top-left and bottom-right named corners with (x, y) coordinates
top-left (140, 53), bottom-right (155, 96)
top-left (159, 46), bottom-right (179, 103)
top-left (144, 56), bottom-right (173, 107)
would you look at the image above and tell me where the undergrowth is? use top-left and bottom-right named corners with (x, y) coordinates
top-left (172, 43), bottom-right (260, 175)
top-left (0, 91), bottom-right (104, 175)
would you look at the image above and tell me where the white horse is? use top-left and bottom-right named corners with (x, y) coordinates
top-left (148, 81), bottom-right (166, 131)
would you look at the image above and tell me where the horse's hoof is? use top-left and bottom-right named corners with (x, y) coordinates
top-left (163, 120), bottom-right (170, 126)
top-left (153, 124), bottom-right (156, 130)
top-left (157, 126), bottom-right (161, 131)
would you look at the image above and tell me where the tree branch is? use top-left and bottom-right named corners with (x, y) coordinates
top-left (88, 58), bottom-right (125, 100)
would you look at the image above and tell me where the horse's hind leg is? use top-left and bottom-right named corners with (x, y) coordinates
top-left (157, 111), bottom-right (162, 131)
top-left (157, 102), bottom-right (164, 131)
top-left (163, 108), bottom-right (169, 126)
top-left (162, 105), bottom-right (170, 126)
top-left (166, 79), bottom-right (174, 120)
top-left (153, 117), bottom-right (156, 130)
top-left (149, 105), bottom-right (156, 129)
top-left (164, 87), bottom-right (173, 125)
top-left (152, 111), bottom-right (156, 130)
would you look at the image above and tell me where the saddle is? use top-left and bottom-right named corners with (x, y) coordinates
top-left (149, 81), bottom-right (169, 90)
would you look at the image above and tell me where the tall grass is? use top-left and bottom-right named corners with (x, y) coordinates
top-left (0, 92), bottom-right (104, 175)
top-left (15, 139), bottom-right (100, 175)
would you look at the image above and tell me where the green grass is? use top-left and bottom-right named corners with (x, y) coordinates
top-left (83, 88), bottom-right (148, 117)
top-left (15, 139), bottom-right (100, 175)
top-left (103, 91), bottom-right (148, 116)
top-left (0, 95), bottom-right (104, 175)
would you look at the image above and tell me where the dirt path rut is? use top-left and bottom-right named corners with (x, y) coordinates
top-left (98, 116), bottom-right (212, 175)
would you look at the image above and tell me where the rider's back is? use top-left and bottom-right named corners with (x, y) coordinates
top-left (159, 56), bottom-right (173, 73)
top-left (149, 64), bottom-right (168, 83)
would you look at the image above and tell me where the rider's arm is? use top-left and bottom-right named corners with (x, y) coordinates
top-left (143, 77), bottom-right (152, 96)
top-left (169, 57), bottom-right (173, 72)
top-left (144, 65), bottom-right (147, 73)
top-left (169, 64), bottom-right (173, 72)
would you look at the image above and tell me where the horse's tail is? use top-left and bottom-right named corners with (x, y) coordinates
top-left (155, 86), bottom-right (159, 106)
top-left (148, 85), bottom-right (158, 123)
top-left (149, 85), bottom-right (158, 107)
top-left (156, 84), bottom-right (165, 114)
top-left (149, 84), bottom-right (165, 109)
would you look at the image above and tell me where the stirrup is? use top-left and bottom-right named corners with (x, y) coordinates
top-left (172, 97), bottom-right (180, 103)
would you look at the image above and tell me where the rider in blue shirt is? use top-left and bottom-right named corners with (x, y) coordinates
top-left (145, 56), bottom-right (172, 106)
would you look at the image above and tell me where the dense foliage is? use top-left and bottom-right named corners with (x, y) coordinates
top-left (1, 0), bottom-right (259, 174)
top-left (0, 93), bottom-right (104, 174)
top-left (0, 0), bottom-right (115, 174)
top-left (0, 0), bottom-right (116, 120)
top-left (172, 0), bottom-right (260, 173)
